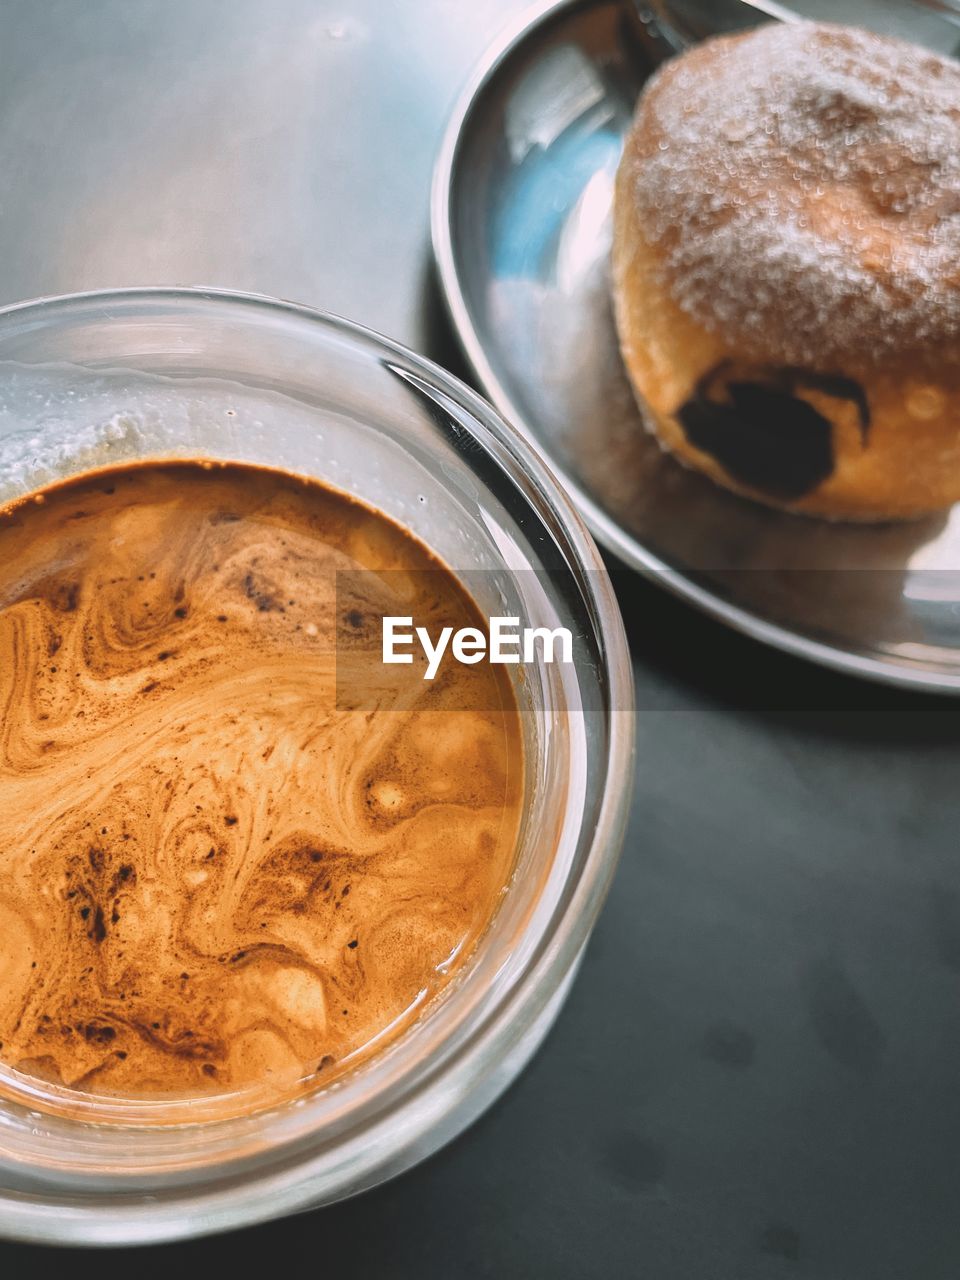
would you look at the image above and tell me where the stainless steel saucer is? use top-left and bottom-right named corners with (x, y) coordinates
top-left (432, 0), bottom-right (960, 692)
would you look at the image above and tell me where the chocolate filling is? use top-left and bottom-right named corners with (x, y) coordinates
top-left (677, 363), bottom-right (870, 500)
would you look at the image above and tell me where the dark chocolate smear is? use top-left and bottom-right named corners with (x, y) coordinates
top-left (677, 362), bottom-right (871, 501)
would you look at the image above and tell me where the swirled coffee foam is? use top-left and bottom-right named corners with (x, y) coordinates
top-left (0, 460), bottom-right (522, 1101)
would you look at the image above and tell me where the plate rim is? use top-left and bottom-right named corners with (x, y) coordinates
top-left (430, 0), bottom-right (960, 695)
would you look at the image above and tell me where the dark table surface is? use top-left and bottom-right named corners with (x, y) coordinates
top-left (2, 2), bottom-right (959, 1276)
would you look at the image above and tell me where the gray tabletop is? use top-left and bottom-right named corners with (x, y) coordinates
top-left (2, 2), bottom-right (960, 1276)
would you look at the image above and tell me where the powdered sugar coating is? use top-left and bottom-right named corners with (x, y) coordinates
top-left (626, 21), bottom-right (960, 370)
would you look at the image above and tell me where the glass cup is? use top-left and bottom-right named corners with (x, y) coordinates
top-left (0, 287), bottom-right (634, 1245)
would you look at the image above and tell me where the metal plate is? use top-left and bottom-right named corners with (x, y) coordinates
top-left (432, 0), bottom-right (960, 692)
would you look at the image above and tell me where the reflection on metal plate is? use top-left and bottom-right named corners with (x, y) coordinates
top-left (433, 0), bottom-right (960, 691)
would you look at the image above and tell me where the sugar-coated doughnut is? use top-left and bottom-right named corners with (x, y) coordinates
top-left (612, 21), bottom-right (960, 520)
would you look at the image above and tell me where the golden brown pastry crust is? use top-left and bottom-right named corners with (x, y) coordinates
top-left (612, 21), bottom-right (960, 520)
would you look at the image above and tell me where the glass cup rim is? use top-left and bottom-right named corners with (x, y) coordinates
top-left (0, 285), bottom-right (635, 1242)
